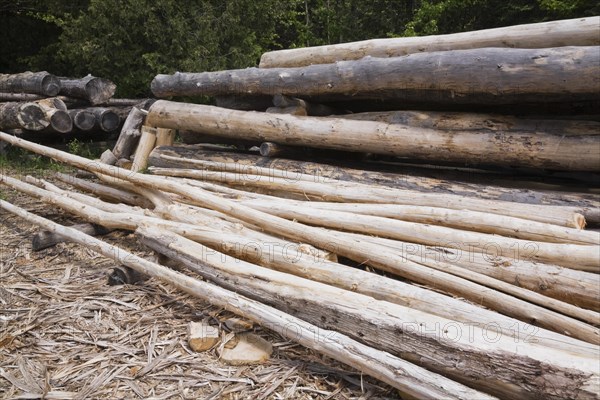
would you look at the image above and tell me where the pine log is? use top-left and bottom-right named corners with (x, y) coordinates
top-left (147, 144), bottom-right (599, 210)
top-left (131, 126), bottom-right (157, 172)
top-left (147, 163), bottom-right (588, 229)
top-left (9, 174), bottom-right (599, 342)
top-left (11, 172), bottom-right (597, 398)
top-left (67, 109), bottom-right (96, 131)
top-left (340, 110), bottom-right (600, 135)
top-left (163, 202), bottom-right (600, 320)
top-left (34, 98), bottom-right (72, 134)
top-left (0, 102), bottom-right (48, 131)
top-left (137, 227), bottom-right (600, 400)
top-left (259, 17), bottom-right (600, 68)
top-left (4, 134), bottom-right (599, 345)
top-left (54, 172), bottom-right (153, 208)
top-left (87, 107), bottom-right (120, 132)
top-left (110, 106), bottom-right (146, 162)
top-left (197, 193), bottom-right (600, 311)
top-left (32, 223), bottom-right (111, 251)
top-left (236, 197), bottom-right (599, 245)
top-left (152, 47), bottom-right (600, 105)
top-left (146, 100), bottom-right (600, 171)
top-left (0, 200), bottom-right (491, 400)
top-left (58, 75), bottom-right (116, 105)
top-left (0, 71), bottom-right (60, 96)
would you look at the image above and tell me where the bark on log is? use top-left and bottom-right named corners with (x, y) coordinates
top-left (146, 100), bottom-right (600, 171)
top-left (0, 102), bottom-right (48, 131)
top-left (152, 47), bottom-right (600, 105)
top-left (0, 200), bottom-right (489, 400)
top-left (179, 130), bottom-right (258, 148)
top-left (32, 223), bottom-right (111, 251)
top-left (110, 106), bottom-right (146, 162)
top-left (259, 17), bottom-right (600, 68)
top-left (131, 126), bottom-right (157, 172)
top-left (340, 110), bottom-right (600, 136)
top-left (58, 75), bottom-right (116, 105)
top-left (0, 71), bottom-right (60, 96)
top-left (147, 145), bottom-right (599, 210)
top-left (67, 109), bottom-right (96, 131)
top-left (145, 152), bottom-right (589, 229)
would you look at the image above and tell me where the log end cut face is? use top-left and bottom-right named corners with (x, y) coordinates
top-left (41, 74), bottom-right (61, 97)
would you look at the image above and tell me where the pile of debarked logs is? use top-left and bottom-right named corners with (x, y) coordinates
top-left (0, 71), bottom-right (151, 140)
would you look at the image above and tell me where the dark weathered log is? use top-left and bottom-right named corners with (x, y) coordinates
top-left (34, 99), bottom-right (72, 134)
top-left (99, 149), bottom-right (118, 164)
top-left (87, 107), bottom-right (120, 132)
top-left (147, 145), bottom-right (599, 221)
top-left (0, 102), bottom-right (48, 131)
top-left (0, 71), bottom-right (60, 96)
top-left (32, 223), bottom-right (111, 251)
top-left (273, 94), bottom-right (339, 116)
top-left (215, 95), bottom-right (273, 111)
top-left (147, 100), bottom-right (600, 171)
top-left (110, 107), bottom-right (146, 162)
top-left (107, 265), bottom-right (148, 285)
top-left (259, 142), bottom-right (302, 157)
top-left (67, 109), bottom-right (96, 131)
top-left (341, 110), bottom-right (600, 135)
top-left (105, 106), bottom-right (133, 121)
top-left (58, 75), bottom-right (116, 105)
top-left (260, 17), bottom-right (600, 68)
top-left (152, 47), bottom-right (600, 105)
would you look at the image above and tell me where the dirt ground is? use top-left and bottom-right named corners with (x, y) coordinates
top-left (0, 169), bottom-right (400, 400)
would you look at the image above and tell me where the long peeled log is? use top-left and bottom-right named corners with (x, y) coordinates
top-left (0, 200), bottom-right (490, 400)
top-left (152, 47), bottom-right (600, 106)
top-left (149, 165), bottom-right (587, 229)
top-left (148, 145), bottom-right (599, 212)
top-left (137, 226), bottom-right (600, 400)
top-left (58, 76), bottom-right (116, 105)
top-left (146, 100), bottom-right (600, 171)
top-left (2, 133), bottom-right (598, 344)
top-left (259, 17), bottom-right (600, 68)
top-left (0, 71), bottom-right (60, 96)
top-left (110, 106), bottom-right (146, 163)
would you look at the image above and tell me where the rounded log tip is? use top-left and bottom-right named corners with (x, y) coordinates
top-left (18, 103), bottom-right (49, 131)
top-left (86, 78), bottom-right (117, 105)
top-left (99, 111), bottom-right (120, 132)
top-left (50, 110), bottom-right (73, 133)
top-left (72, 110), bottom-right (96, 131)
top-left (41, 74), bottom-right (61, 97)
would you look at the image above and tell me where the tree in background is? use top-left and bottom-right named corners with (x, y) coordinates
top-left (405, 0), bottom-right (599, 35)
top-left (1, 0), bottom-right (596, 97)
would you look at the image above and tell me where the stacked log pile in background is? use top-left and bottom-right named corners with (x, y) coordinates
top-left (0, 71), bottom-right (150, 141)
top-left (1, 17), bottom-right (600, 399)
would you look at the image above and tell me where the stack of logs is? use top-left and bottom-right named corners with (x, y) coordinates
top-left (1, 16), bottom-right (599, 400)
top-left (0, 71), bottom-right (150, 140)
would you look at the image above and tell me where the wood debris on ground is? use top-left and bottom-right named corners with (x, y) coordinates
top-left (1, 16), bottom-right (599, 400)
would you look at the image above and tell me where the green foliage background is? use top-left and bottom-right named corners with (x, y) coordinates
top-left (1, 0), bottom-right (597, 97)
